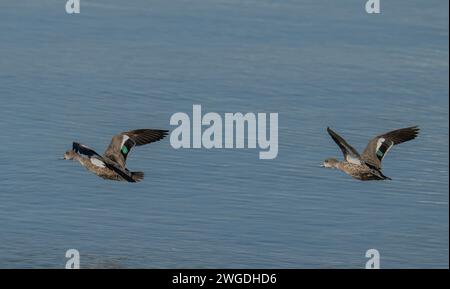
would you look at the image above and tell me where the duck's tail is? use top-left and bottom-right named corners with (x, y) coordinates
top-left (376, 170), bottom-right (392, 180)
top-left (131, 171), bottom-right (144, 182)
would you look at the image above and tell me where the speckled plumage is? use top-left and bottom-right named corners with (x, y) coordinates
top-left (64, 129), bottom-right (168, 183)
top-left (336, 162), bottom-right (384, 181)
top-left (71, 152), bottom-right (124, 181)
top-left (323, 126), bottom-right (419, 181)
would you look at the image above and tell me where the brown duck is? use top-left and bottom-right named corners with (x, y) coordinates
top-left (64, 129), bottom-right (168, 182)
top-left (322, 126), bottom-right (419, 181)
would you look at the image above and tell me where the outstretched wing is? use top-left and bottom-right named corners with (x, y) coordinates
top-left (327, 127), bottom-right (361, 164)
top-left (73, 142), bottom-right (102, 158)
top-left (103, 129), bottom-right (168, 168)
top-left (361, 126), bottom-right (419, 170)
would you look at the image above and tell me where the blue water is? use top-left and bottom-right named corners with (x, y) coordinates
top-left (0, 0), bottom-right (448, 268)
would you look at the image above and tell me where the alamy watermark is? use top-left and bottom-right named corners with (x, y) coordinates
top-left (64, 1), bottom-right (380, 16)
top-left (65, 1), bottom-right (379, 16)
top-left (170, 105), bottom-right (278, 160)
top-left (66, 0), bottom-right (80, 14)
top-left (365, 249), bottom-right (380, 269)
top-left (65, 249), bottom-right (80, 269)
top-left (365, 0), bottom-right (381, 14)
top-left (63, 248), bottom-right (380, 268)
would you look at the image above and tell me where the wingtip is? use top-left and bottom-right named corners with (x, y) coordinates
top-left (410, 125), bottom-right (420, 139)
top-left (161, 130), bottom-right (169, 139)
top-left (326, 127), bottom-right (337, 136)
top-left (72, 142), bottom-right (80, 151)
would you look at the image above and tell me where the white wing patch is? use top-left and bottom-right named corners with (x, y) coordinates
top-left (119, 135), bottom-right (136, 156)
top-left (346, 155), bottom-right (362, 165)
top-left (120, 135), bottom-right (130, 148)
top-left (375, 138), bottom-right (393, 161)
top-left (376, 138), bottom-right (385, 152)
top-left (90, 158), bottom-right (106, 168)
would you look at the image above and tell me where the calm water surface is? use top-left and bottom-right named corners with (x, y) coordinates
top-left (0, 0), bottom-right (448, 268)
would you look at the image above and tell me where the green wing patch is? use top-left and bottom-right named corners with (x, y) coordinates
top-left (120, 138), bottom-right (135, 158)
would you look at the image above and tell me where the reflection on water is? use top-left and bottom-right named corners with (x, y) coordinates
top-left (0, 0), bottom-right (448, 268)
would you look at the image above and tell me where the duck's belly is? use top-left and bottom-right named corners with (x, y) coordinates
top-left (84, 164), bottom-right (124, 181)
top-left (339, 163), bottom-right (379, 181)
top-left (95, 169), bottom-right (123, 181)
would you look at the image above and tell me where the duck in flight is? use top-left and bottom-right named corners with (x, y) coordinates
top-left (322, 126), bottom-right (419, 181)
top-left (63, 129), bottom-right (168, 182)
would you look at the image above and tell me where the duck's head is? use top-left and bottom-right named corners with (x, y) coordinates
top-left (321, 158), bottom-right (339, 168)
top-left (63, 150), bottom-right (77, 160)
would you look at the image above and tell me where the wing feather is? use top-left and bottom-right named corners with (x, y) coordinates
top-left (361, 126), bottom-right (419, 169)
top-left (103, 129), bottom-right (168, 168)
top-left (327, 127), bottom-right (361, 164)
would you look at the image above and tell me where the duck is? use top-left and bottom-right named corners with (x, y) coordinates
top-left (63, 129), bottom-right (168, 182)
top-left (322, 126), bottom-right (419, 181)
